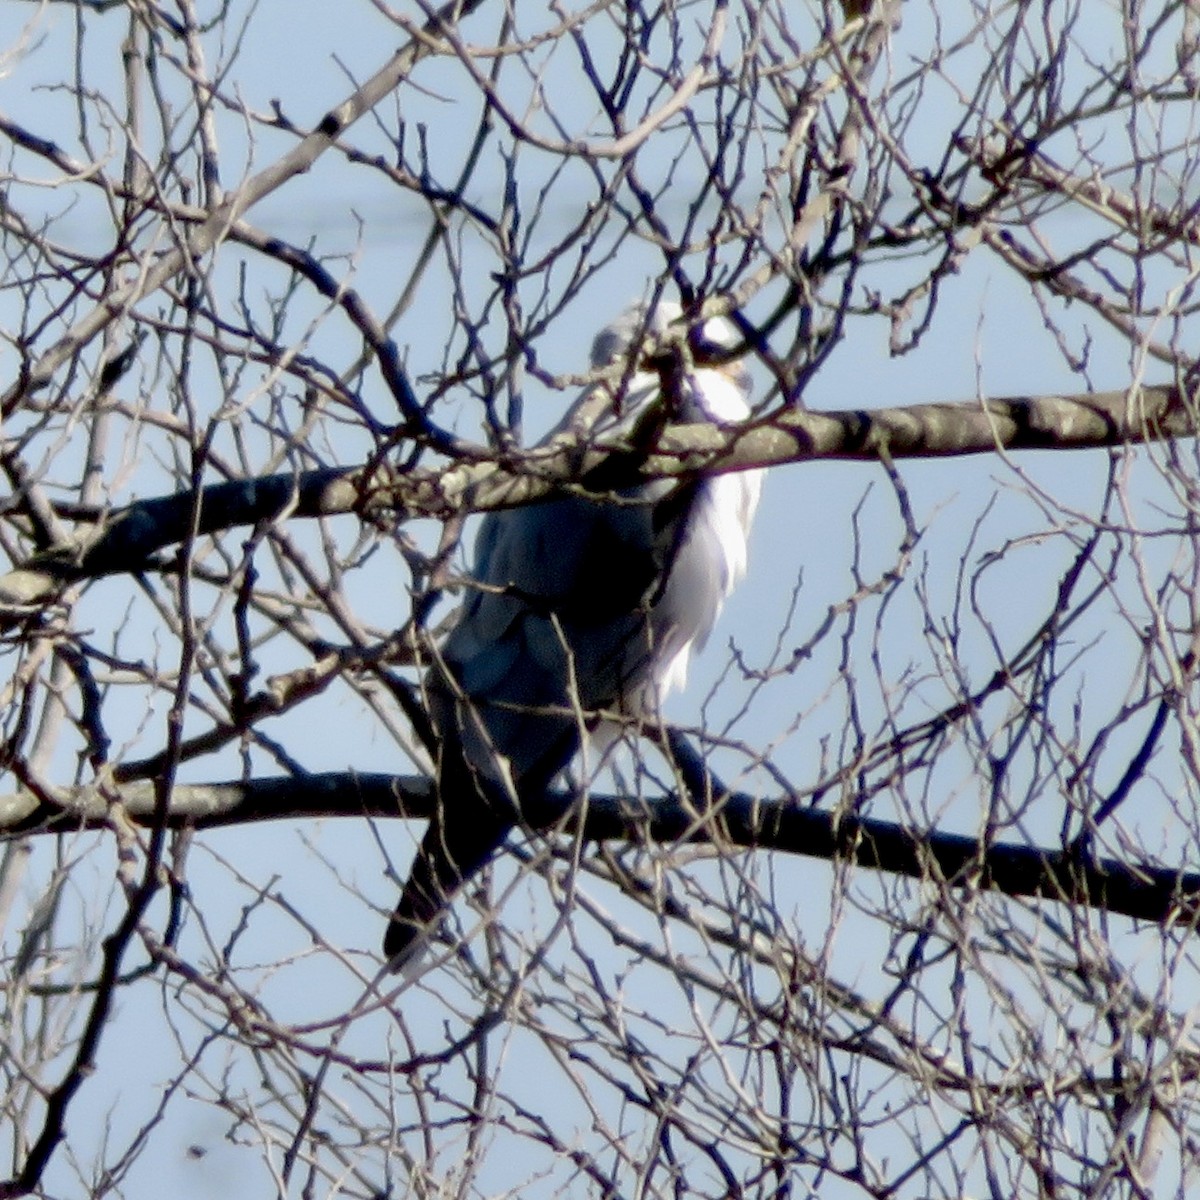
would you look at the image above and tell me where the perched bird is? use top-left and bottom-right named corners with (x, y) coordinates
top-left (384, 300), bottom-right (763, 970)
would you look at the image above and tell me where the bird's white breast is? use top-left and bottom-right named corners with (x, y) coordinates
top-left (639, 364), bottom-right (763, 705)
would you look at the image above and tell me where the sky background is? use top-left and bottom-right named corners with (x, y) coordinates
top-left (0, 2), bottom-right (1191, 1197)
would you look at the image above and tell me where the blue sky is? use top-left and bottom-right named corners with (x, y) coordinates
top-left (0, 2), bottom-right (1194, 1197)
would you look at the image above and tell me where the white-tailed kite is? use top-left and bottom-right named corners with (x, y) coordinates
top-left (384, 300), bottom-right (763, 969)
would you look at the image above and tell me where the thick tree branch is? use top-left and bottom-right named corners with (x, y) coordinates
top-left (1, 384), bottom-right (1193, 616)
top-left (2, 773), bottom-right (1194, 931)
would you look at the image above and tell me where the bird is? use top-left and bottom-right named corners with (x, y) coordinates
top-left (384, 299), bottom-right (763, 971)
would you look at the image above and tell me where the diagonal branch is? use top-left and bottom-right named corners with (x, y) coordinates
top-left (0, 0), bottom-right (486, 425)
top-left (1, 384), bottom-right (1194, 616)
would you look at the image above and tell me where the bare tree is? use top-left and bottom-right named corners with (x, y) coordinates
top-left (1, 1), bottom-right (1199, 1196)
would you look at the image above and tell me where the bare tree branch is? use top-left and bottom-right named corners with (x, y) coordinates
top-left (3, 1), bottom-right (1200, 1193)
top-left (0, 0), bottom-right (487, 426)
top-left (0, 772), bottom-right (1193, 932)
top-left (1, 384), bottom-right (1192, 616)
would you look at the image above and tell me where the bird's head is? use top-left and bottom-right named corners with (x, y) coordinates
top-left (588, 300), bottom-right (753, 422)
top-left (589, 300), bottom-right (745, 375)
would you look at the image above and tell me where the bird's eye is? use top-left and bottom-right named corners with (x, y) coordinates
top-left (691, 332), bottom-right (732, 364)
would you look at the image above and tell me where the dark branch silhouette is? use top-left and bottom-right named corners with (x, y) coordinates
top-left (1, 772), bottom-right (1194, 931)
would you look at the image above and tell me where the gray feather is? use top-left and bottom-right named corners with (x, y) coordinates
top-left (384, 301), bottom-right (762, 969)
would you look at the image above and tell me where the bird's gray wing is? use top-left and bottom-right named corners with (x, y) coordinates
top-left (384, 488), bottom-right (674, 969)
top-left (446, 491), bottom-right (674, 757)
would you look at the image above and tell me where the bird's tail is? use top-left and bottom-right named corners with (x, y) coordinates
top-left (383, 786), bottom-right (514, 973)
